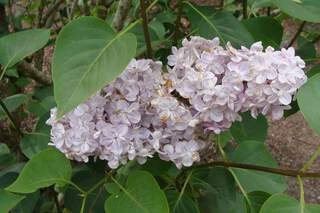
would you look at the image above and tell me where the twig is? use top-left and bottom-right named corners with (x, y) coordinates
top-left (302, 145), bottom-right (320, 172)
top-left (80, 195), bottom-right (87, 213)
top-left (220, 0), bottom-right (224, 9)
top-left (243, 0), bottom-right (247, 19)
top-left (0, 98), bottom-right (22, 136)
top-left (41, 0), bottom-right (64, 27)
top-left (146, 0), bottom-right (158, 12)
top-left (69, 0), bottom-right (79, 20)
top-left (178, 161), bottom-right (320, 183)
top-left (267, 7), bottom-right (271, 16)
top-left (112, 0), bottom-right (132, 31)
top-left (36, 0), bottom-right (45, 28)
top-left (51, 187), bottom-right (62, 213)
top-left (287, 21), bottom-right (306, 48)
top-left (17, 61), bottom-right (52, 85)
top-left (297, 176), bottom-right (305, 213)
top-left (139, 0), bottom-right (153, 58)
top-left (6, 0), bottom-right (15, 32)
top-left (82, 0), bottom-right (91, 16)
top-left (173, 0), bottom-right (183, 46)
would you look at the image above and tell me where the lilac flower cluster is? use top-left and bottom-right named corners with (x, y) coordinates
top-left (47, 37), bottom-right (307, 169)
top-left (47, 59), bottom-right (205, 169)
top-left (167, 37), bottom-right (307, 133)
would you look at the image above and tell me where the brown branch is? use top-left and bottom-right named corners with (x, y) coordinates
top-left (69, 0), bottom-right (79, 19)
top-left (36, 0), bottom-right (45, 28)
top-left (287, 21), bottom-right (306, 48)
top-left (6, 0), bottom-right (15, 32)
top-left (112, 0), bottom-right (132, 31)
top-left (17, 61), bottom-right (52, 85)
top-left (41, 0), bottom-right (65, 27)
top-left (173, 0), bottom-right (183, 46)
top-left (177, 160), bottom-right (320, 184)
top-left (139, 0), bottom-right (153, 58)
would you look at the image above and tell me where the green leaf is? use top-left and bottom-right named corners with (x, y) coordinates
top-left (52, 16), bottom-right (137, 118)
top-left (129, 21), bottom-right (165, 56)
top-left (11, 191), bottom-right (40, 213)
top-left (5, 68), bottom-right (19, 78)
top-left (217, 130), bottom-right (232, 147)
top-left (0, 143), bottom-right (10, 155)
top-left (307, 65), bottom-right (320, 78)
top-left (27, 96), bottom-right (55, 117)
top-left (191, 167), bottom-right (247, 213)
top-left (0, 144), bottom-right (16, 167)
top-left (297, 73), bottom-right (320, 135)
top-left (6, 148), bottom-right (72, 193)
top-left (185, 2), bottom-right (254, 47)
top-left (284, 100), bottom-right (299, 117)
top-left (229, 141), bottom-right (287, 194)
top-left (230, 112), bottom-right (268, 144)
top-left (105, 171), bottom-right (170, 213)
top-left (0, 94), bottom-right (29, 120)
top-left (260, 194), bottom-right (320, 213)
top-left (0, 163), bottom-right (25, 180)
top-left (243, 17), bottom-right (283, 48)
top-left (250, 0), bottom-right (273, 10)
top-left (105, 182), bottom-right (121, 195)
top-left (247, 191), bottom-right (270, 213)
top-left (0, 190), bottom-right (25, 213)
top-left (156, 10), bottom-right (177, 24)
top-left (139, 155), bottom-right (173, 176)
top-left (64, 169), bottom-right (108, 213)
top-left (166, 190), bottom-right (200, 213)
top-left (272, 0), bottom-right (320, 23)
top-left (20, 133), bottom-right (49, 159)
top-left (0, 29), bottom-right (50, 76)
top-left (296, 36), bottom-right (316, 60)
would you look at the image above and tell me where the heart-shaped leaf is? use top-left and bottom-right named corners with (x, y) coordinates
top-left (0, 94), bottom-right (29, 120)
top-left (229, 141), bottom-right (287, 194)
top-left (247, 191), bottom-right (271, 213)
top-left (260, 194), bottom-right (320, 213)
top-left (166, 190), bottom-right (200, 213)
top-left (105, 171), bottom-right (169, 213)
top-left (297, 73), bottom-right (320, 135)
top-left (0, 29), bottom-right (50, 78)
top-left (243, 17), bottom-right (283, 48)
top-left (191, 167), bottom-right (247, 213)
top-left (6, 148), bottom-right (72, 193)
top-left (230, 112), bottom-right (268, 144)
top-left (52, 16), bottom-right (137, 118)
top-left (272, 0), bottom-right (320, 23)
top-left (185, 2), bottom-right (254, 47)
top-left (20, 133), bottom-right (49, 159)
top-left (0, 190), bottom-right (25, 213)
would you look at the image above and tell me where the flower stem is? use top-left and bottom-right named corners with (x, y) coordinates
top-left (297, 176), bottom-right (305, 213)
top-left (302, 145), bottom-right (320, 172)
top-left (173, 0), bottom-right (183, 46)
top-left (139, 0), bottom-right (153, 58)
top-left (243, 0), bottom-right (248, 19)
